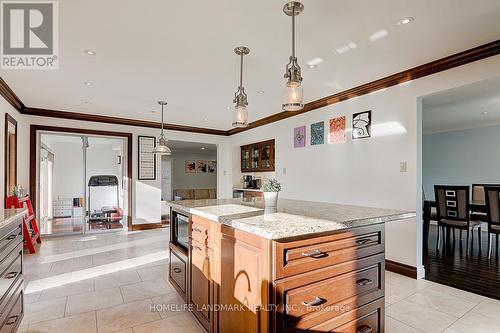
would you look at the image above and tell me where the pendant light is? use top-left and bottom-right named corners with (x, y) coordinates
top-left (152, 101), bottom-right (172, 155)
top-left (232, 46), bottom-right (250, 128)
top-left (282, 1), bottom-right (304, 112)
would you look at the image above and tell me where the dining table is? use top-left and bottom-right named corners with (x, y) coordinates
top-left (423, 199), bottom-right (487, 246)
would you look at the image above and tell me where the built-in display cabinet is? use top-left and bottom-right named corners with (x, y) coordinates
top-left (241, 139), bottom-right (275, 172)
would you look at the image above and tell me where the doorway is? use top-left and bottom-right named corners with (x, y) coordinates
top-left (420, 76), bottom-right (500, 299)
top-left (32, 126), bottom-right (132, 236)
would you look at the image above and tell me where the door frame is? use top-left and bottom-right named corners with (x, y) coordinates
top-left (30, 125), bottom-right (133, 230)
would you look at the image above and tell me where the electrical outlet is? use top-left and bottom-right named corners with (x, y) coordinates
top-left (282, 167), bottom-right (287, 175)
top-left (400, 161), bottom-right (408, 173)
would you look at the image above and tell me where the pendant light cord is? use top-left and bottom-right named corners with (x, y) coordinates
top-left (292, 6), bottom-right (296, 59)
top-left (160, 103), bottom-right (164, 135)
top-left (239, 53), bottom-right (244, 88)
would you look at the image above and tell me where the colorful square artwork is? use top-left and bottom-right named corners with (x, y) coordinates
top-left (310, 121), bottom-right (324, 145)
top-left (352, 110), bottom-right (372, 139)
top-left (185, 160), bottom-right (196, 173)
top-left (196, 160), bottom-right (207, 173)
top-left (294, 126), bottom-right (306, 148)
top-left (329, 116), bottom-right (346, 143)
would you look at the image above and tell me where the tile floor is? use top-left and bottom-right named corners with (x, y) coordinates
top-left (19, 228), bottom-right (500, 333)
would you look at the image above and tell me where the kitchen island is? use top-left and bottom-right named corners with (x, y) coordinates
top-left (167, 198), bottom-right (415, 333)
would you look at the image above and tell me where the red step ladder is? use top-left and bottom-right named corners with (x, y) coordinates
top-left (6, 196), bottom-right (42, 254)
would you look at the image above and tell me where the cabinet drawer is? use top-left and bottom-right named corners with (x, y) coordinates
top-left (169, 250), bottom-right (186, 295)
top-left (0, 226), bottom-right (22, 262)
top-left (0, 279), bottom-right (23, 333)
top-left (274, 254), bottom-right (384, 332)
top-left (310, 298), bottom-right (384, 333)
top-left (274, 225), bottom-right (384, 279)
top-left (0, 246), bottom-right (22, 304)
top-left (191, 216), bottom-right (209, 244)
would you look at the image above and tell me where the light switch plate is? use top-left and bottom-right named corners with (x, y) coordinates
top-left (400, 161), bottom-right (408, 173)
top-left (282, 167), bottom-right (287, 175)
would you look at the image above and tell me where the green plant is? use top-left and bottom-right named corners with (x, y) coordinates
top-left (261, 178), bottom-right (281, 192)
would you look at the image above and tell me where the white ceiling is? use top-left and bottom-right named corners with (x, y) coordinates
top-left (168, 140), bottom-right (217, 153)
top-left (422, 77), bottom-right (500, 134)
top-left (2, 0), bottom-right (500, 130)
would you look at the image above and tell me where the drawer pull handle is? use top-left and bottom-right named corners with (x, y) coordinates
top-left (5, 315), bottom-right (18, 326)
top-left (5, 272), bottom-right (18, 279)
top-left (173, 268), bottom-right (182, 274)
top-left (192, 227), bottom-right (203, 233)
top-left (356, 278), bottom-right (373, 286)
top-left (301, 249), bottom-right (326, 258)
top-left (357, 325), bottom-right (373, 333)
top-left (193, 245), bottom-right (203, 252)
top-left (6, 234), bottom-right (16, 240)
top-left (356, 238), bottom-right (371, 246)
top-left (301, 296), bottom-right (325, 307)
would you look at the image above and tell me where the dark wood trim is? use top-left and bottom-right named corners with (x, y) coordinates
top-left (229, 39), bottom-right (500, 135)
top-left (130, 223), bottom-right (164, 231)
top-left (0, 78), bottom-right (24, 112)
top-left (4, 114), bottom-right (17, 208)
top-left (137, 135), bottom-right (157, 180)
top-left (23, 107), bottom-right (229, 136)
top-left (385, 259), bottom-right (417, 279)
top-left (29, 125), bottom-right (134, 230)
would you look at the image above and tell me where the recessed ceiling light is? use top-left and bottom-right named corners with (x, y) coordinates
top-left (482, 111), bottom-right (489, 116)
top-left (398, 17), bottom-right (414, 25)
top-left (257, 90), bottom-right (265, 94)
top-left (307, 64), bottom-right (317, 69)
top-left (83, 49), bottom-right (96, 55)
top-left (84, 81), bottom-right (93, 86)
top-left (201, 147), bottom-right (206, 150)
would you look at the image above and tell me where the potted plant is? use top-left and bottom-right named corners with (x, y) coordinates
top-left (261, 178), bottom-right (281, 208)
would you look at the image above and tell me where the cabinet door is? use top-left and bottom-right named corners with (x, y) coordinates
top-left (251, 145), bottom-right (259, 170)
top-left (189, 244), bottom-right (211, 331)
top-left (241, 148), bottom-right (250, 171)
top-left (259, 143), bottom-right (273, 170)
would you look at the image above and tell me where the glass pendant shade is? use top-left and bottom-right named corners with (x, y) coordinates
top-left (152, 135), bottom-right (171, 155)
top-left (232, 105), bottom-right (248, 128)
top-left (282, 81), bottom-right (303, 111)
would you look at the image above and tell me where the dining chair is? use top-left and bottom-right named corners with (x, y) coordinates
top-left (484, 186), bottom-right (500, 259)
top-left (434, 185), bottom-right (481, 252)
top-left (471, 184), bottom-right (500, 221)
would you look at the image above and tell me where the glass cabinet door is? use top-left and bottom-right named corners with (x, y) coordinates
top-left (241, 149), bottom-right (250, 170)
top-left (259, 144), bottom-right (272, 169)
top-left (251, 146), bottom-right (259, 169)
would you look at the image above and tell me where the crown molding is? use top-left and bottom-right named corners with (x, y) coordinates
top-left (1, 39), bottom-right (499, 137)
top-left (22, 107), bottom-right (229, 136)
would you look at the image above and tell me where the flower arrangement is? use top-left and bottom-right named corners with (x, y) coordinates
top-left (261, 178), bottom-right (281, 192)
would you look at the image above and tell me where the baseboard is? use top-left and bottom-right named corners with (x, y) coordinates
top-left (385, 259), bottom-right (418, 279)
top-left (130, 223), bottom-right (164, 231)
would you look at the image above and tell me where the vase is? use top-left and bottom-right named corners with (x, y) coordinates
top-left (263, 192), bottom-right (279, 208)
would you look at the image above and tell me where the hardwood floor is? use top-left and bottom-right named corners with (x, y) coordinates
top-left (424, 224), bottom-right (500, 300)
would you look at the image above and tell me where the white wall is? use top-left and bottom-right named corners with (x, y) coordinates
top-left (172, 151), bottom-right (217, 190)
top-left (49, 141), bottom-right (85, 200)
top-left (230, 54), bottom-right (500, 275)
top-left (20, 115), bottom-right (232, 225)
top-left (423, 124), bottom-right (500, 200)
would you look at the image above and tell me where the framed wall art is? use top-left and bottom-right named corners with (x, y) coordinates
top-left (352, 110), bottom-right (372, 139)
top-left (138, 135), bottom-right (156, 180)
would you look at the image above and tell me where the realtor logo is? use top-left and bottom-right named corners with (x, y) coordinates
top-left (1, 1), bottom-right (59, 69)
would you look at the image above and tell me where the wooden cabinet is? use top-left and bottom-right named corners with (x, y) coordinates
top-left (241, 139), bottom-right (275, 172)
top-left (0, 213), bottom-right (24, 333)
top-left (175, 213), bottom-right (385, 333)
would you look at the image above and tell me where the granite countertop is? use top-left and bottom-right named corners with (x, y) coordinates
top-left (0, 209), bottom-right (27, 229)
top-left (233, 188), bottom-right (263, 192)
top-left (168, 198), bottom-right (416, 240)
